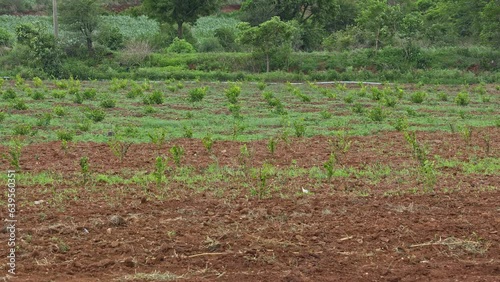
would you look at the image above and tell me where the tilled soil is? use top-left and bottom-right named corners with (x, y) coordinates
top-left (0, 128), bottom-right (499, 281)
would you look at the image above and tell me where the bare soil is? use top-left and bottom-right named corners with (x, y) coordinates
top-left (0, 128), bottom-right (499, 281)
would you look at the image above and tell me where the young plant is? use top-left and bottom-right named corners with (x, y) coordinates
top-left (328, 130), bottom-right (352, 164)
top-left (368, 106), bottom-right (386, 122)
top-left (182, 124), bottom-right (193, 138)
top-left (153, 155), bottom-right (168, 188)
top-left (100, 96), bottom-right (116, 108)
top-left (455, 91), bottom-right (470, 106)
top-left (53, 106), bottom-right (66, 117)
top-left (225, 84), bottom-right (241, 104)
top-left (460, 125), bottom-right (473, 146)
top-left (202, 133), bottom-right (214, 154)
top-left (252, 163), bottom-right (274, 199)
top-left (267, 137), bottom-right (277, 155)
top-left (84, 108), bottom-right (106, 122)
top-left (3, 138), bottom-right (23, 170)
top-left (169, 145), bottom-right (184, 167)
top-left (11, 99), bottom-right (28, 110)
top-left (33, 77), bottom-right (44, 88)
top-left (108, 137), bottom-right (133, 162)
top-left (188, 87), bottom-right (208, 102)
top-left (410, 91), bottom-right (426, 104)
top-left (293, 119), bottom-right (306, 137)
top-left (238, 144), bottom-right (251, 168)
top-left (323, 153), bottom-right (336, 180)
top-left (257, 81), bottom-right (267, 90)
top-left (79, 156), bottom-right (90, 185)
top-left (56, 130), bottom-right (74, 141)
top-left (143, 90), bottom-right (164, 105)
top-left (148, 128), bottom-right (168, 153)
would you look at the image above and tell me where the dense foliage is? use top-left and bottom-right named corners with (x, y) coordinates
top-left (0, 0), bottom-right (498, 81)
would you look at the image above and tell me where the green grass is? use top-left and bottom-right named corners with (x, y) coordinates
top-left (0, 81), bottom-right (498, 143)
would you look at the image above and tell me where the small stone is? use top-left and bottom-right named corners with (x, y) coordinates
top-left (34, 200), bottom-right (45, 205)
top-left (109, 215), bottom-right (126, 226)
top-left (106, 228), bottom-right (112, 234)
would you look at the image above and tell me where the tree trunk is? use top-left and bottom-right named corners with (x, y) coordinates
top-left (86, 36), bottom-right (93, 54)
top-left (375, 28), bottom-right (380, 50)
top-left (177, 21), bottom-right (184, 38)
top-left (266, 53), bottom-right (270, 73)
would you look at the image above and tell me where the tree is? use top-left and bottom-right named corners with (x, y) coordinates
top-left (143, 0), bottom-right (219, 39)
top-left (59, 0), bottom-right (102, 53)
top-left (16, 23), bottom-right (62, 76)
top-left (237, 16), bottom-right (297, 72)
top-left (481, 0), bottom-right (500, 48)
top-left (356, 0), bottom-right (399, 50)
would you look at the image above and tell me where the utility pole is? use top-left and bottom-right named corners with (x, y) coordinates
top-left (53, 0), bottom-right (58, 38)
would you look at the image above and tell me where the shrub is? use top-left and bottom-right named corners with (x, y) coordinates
top-left (383, 95), bottom-right (398, 107)
top-left (214, 27), bottom-right (238, 51)
top-left (96, 25), bottom-right (124, 51)
top-left (188, 87), bottom-right (207, 102)
top-left (437, 92), bottom-right (448, 101)
top-left (368, 106), bottom-right (386, 122)
top-left (166, 37), bottom-right (196, 53)
top-left (126, 86), bottom-right (143, 98)
top-left (143, 90), bottom-right (164, 105)
top-left (197, 37), bottom-right (223, 53)
top-left (293, 119), bottom-right (306, 137)
top-left (2, 89), bottom-right (17, 100)
top-left (57, 130), bottom-right (74, 141)
top-left (352, 103), bottom-right (365, 114)
top-left (455, 91), bottom-right (470, 106)
top-left (410, 91), bottom-right (426, 104)
top-left (100, 97), bottom-right (116, 108)
top-left (53, 106), bottom-right (66, 117)
top-left (13, 123), bottom-right (33, 135)
top-left (0, 27), bottom-right (12, 46)
top-left (32, 90), bottom-right (45, 100)
top-left (36, 113), bottom-right (52, 127)
top-left (52, 90), bottom-right (66, 99)
top-left (11, 99), bottom-right (28, 110)
top-left (82, 88), bottom-right (97, 100)
top-left (85, 108), bottom-right (106, 122)
top-left (225, 84), bottom-right (241, 104)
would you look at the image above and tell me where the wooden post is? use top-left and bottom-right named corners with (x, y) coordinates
top-left (53, 0), bottom-right (58, 38)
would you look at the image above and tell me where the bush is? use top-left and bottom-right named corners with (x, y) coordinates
top-left (225, 84), bottom-right (241, 104)
top-left (13, 123), bottom-right (33, 135)
top-left (166, 37), bottom-right (196, 54)
top-left (57, 130), bottom-right (74, 141)
top-left (0, 27), bottom-right (12, 47)
top-left (410, 91), bottom-right (426, 104)
top-left (188, 87), bottom-right (207, 102)
top-left (368, 106), bottom-right (386, 122)
top-left (32, 90), bottom-right (45, 100)
top-left (214, 27), bottom-right (238, 51)
top-left (197, 37), bottom-right (224, 53)
top-left (11, 99), bottom-right (27, 110)
top-left (2, 89), bottom-right (17, 100)
top-left (85, 108), bottom-right (106, 122)
top-left (82, 88), bottom-right (97, 100)
top-left (100, 97), bottom-right (116, 108)
top-left (53, 106), bottom-right (66, 117)
top-left (143, 90), bottom-right (164, 105)
top-left (96, 25), bottom-right (124, 51)
top-left (455, 91), bottom-right (470, 106)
